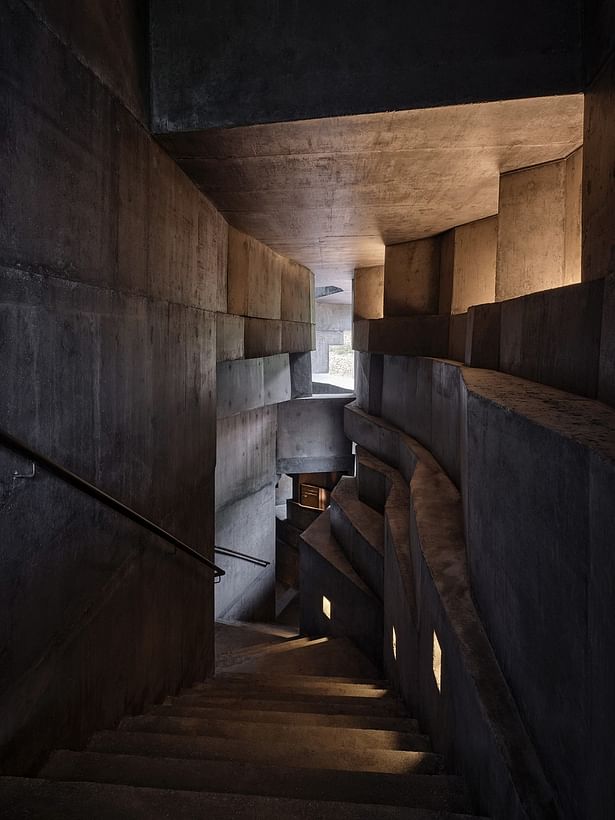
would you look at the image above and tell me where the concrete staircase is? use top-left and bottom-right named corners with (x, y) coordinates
top-left (0, 624), bottom-right (486, 818)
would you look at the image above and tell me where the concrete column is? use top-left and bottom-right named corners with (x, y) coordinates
top-left (384, 237), bottom-right (440, 316)
top-left (439, 216), bottom-right (498, 314)
top-left (353, 265), bottom-right (384, 319)
top-left (496, 151), bottom-right (582, 301)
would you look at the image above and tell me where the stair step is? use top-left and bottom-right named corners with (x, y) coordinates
top-left (214, 670), bottom-right (388, 687)
top-left (119, 714), bottom-right (430, 752)
top-left (171, 693), bottom-right (408, 717)
top-left (217, 635), bottom-right (319, 661)
top-left (89, 731), bottom-right (441, 774)
top-left (148, 703), bottom-right (420, 732)
top-left (218, 633), bottom-right (381, 678)
top-left (41, 751), bottom-right (470, 811)
top-left (0, 777), bottom-right (486, 820)
top-left (191, 678), bottom-right (393, 698)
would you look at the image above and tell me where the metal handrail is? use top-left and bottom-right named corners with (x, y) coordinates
top-left (0, 428), bottom-right (225, 579)
top-left (215, 546), bottom-right (270, 568)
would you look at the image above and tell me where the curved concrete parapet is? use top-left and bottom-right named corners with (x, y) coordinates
top-left (360, 353), bottom-right (615, 819)
top-left (345, 400), bottom-right (557, 820)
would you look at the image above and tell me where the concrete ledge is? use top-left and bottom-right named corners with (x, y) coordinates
top-left (300, 511), bottom-right (383, 667)
top-left (330, 477), bottom-right (385, 599)
top-left (353, 316), bottom-right (449, 357)
top-left (344, 401), bottom-right (557, 820)
top-left (217, 355), bottom-right (290, 418)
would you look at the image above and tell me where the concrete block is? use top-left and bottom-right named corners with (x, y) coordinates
top-left (499, 279), bottom-right (603, 397)
top-left (465, 303), bottom-right (501, 370)
top-left (384, 238), bottom-right (441, 316)
top-left (355, 352), bottom-right (383, 416)
top-left (281, 321), bottom-right (315, 353)
top-left (244, 317), bottom-right (282, 358)
top-left (496, 155), bottom-right (581, 300)
top-left (289, 352), bottom-right (312, 398)
top-left (353, 266), bottom-right (384, 320)
top-left (448, 313), bottom-right (467, 362)
top-left (277, 395), bottom-right (354, 475)
top-left (216, 358), bottom-right (264, 418)
top-left (263, 354), bottom-right (291, 406)
top-left (227, 226), bottom-right (281, 319)
top-left (216, 313), bottom-right (244, 362)
top-left (353, 316), bottom-right (449, 357)
top-left (315, 303), bottom-right (353, 332)
top-left (454, 216), bottom-right (497, 314)
top-left (281, 259), bottom-right (313, 323)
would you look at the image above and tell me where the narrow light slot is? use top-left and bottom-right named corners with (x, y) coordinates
top-left (432, 630), bottom-right (442, 692)
top-left (392, 626), bottom-right (398, 660)
top-left (322, 595), bottom-right (332, 619)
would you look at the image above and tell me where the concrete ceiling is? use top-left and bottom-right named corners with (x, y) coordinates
top-left (158, 95), bottom-right (584, 304)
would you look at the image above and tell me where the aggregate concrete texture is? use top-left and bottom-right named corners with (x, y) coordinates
top-left (150, 0), bottom-right (582, 130)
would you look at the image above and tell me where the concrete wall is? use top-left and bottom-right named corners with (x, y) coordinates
top-left (384, 238), bottom-right (441, 316)
top-left (353, 266), bottom-right (384, 320)
top-left (496, 152), bottom-right (582, 301)
top-left (342, 409), bottom-right (557, 820)
top-left (215, 229), bottom-right (314, 620)
top-left (354, 353), bottom-right (615, 819)
top-left (311, 302), bottom-right (352, 374)
top-left (149, 0), bottom-right (582, 130)
top-left (439, 217), bottom-right (498, 314)
top-left (215, 407), bottom-right (278, 621)
top-left (0, 0), bottom-right (223, 774)
top-left (277, 396), bottom-right (355, 475)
